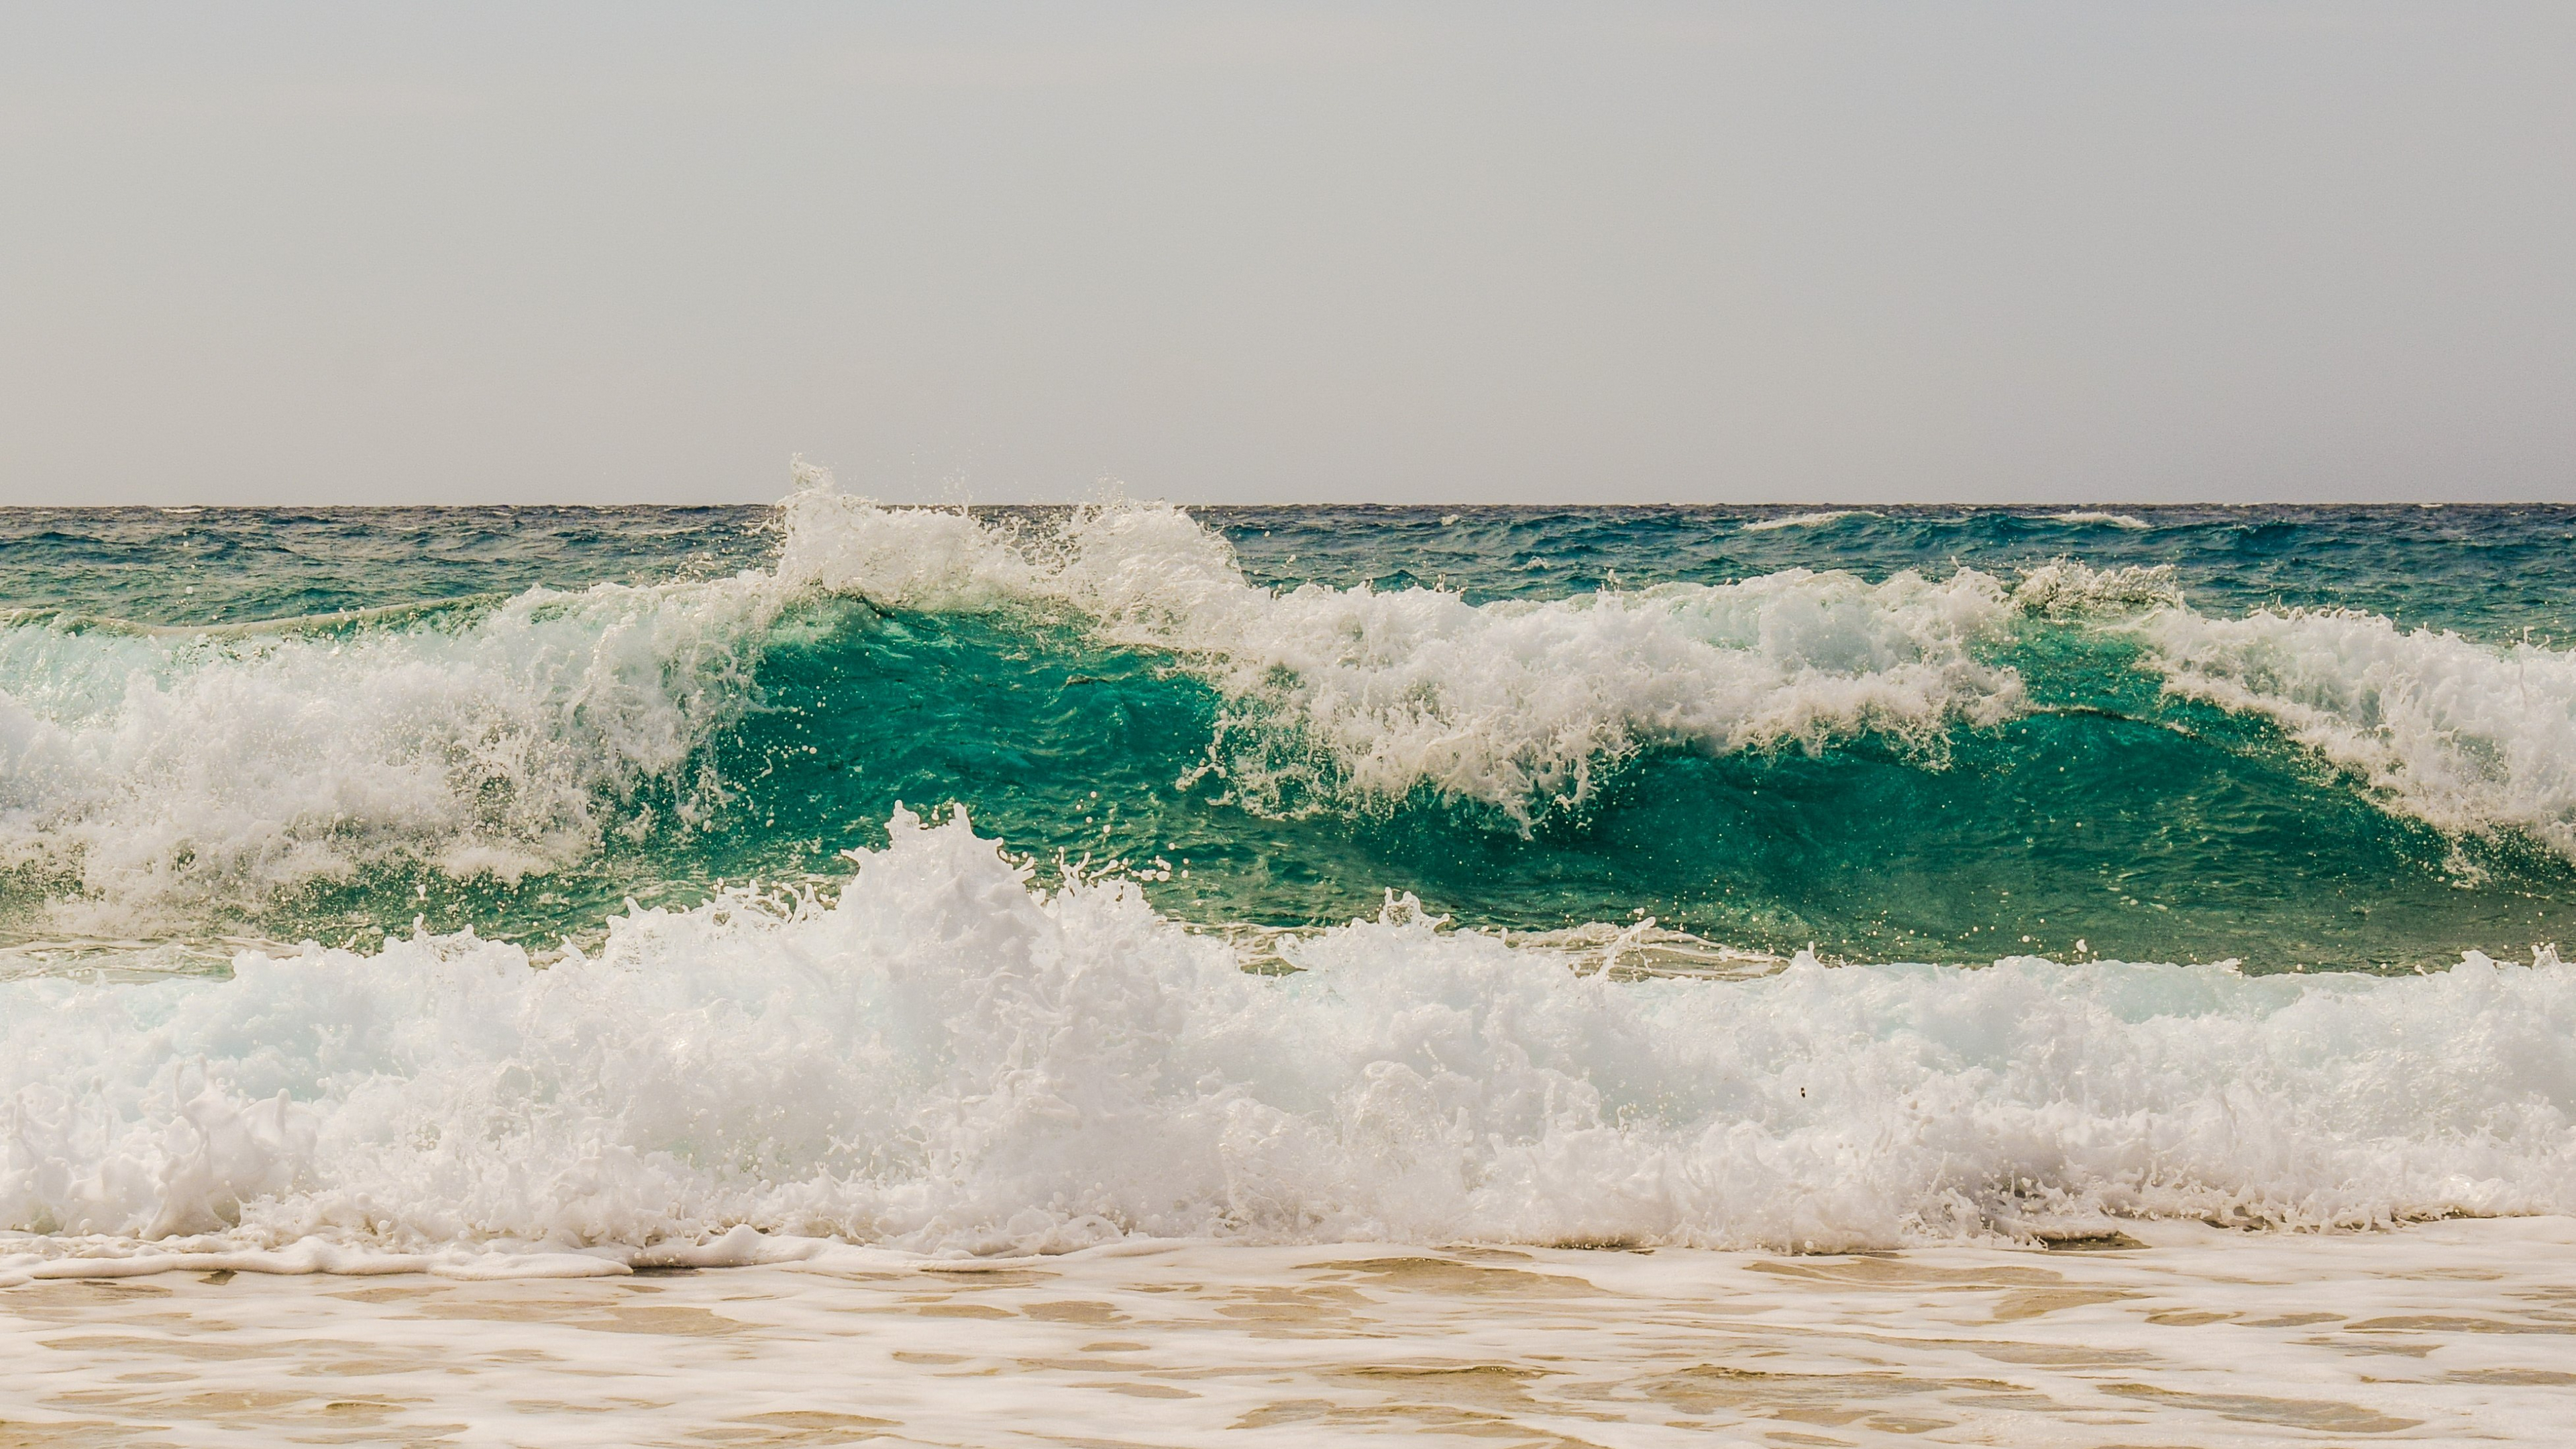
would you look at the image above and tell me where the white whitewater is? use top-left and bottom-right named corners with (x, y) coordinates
top-left (3, 808), bottom-right (2571, 1268)
top-left (2142, 604), bottom-right (2576, 861)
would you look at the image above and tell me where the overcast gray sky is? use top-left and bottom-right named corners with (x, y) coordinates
top-left (2, 2), bottom-right (2570, 506)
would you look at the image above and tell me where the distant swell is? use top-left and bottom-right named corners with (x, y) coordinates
top-left (1, 810), bottom-right (2569, 1265)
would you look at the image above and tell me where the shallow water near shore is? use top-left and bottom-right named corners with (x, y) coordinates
top-left (7, 1219), bottom-right (2574, 1446)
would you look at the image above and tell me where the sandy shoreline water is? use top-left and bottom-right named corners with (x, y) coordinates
top-left (5, 1218), bottom-right (2573, 1446)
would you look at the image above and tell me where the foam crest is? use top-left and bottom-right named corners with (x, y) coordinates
top-left (1210, 568), bottom-right (2027, 818)
top-left (2143, 607), bottom-right (2576, 859)
top-left (1, 809), bottom-right (2569, 1266)
top-left (778, 479), bottom-right (2027, 820)
top-left (1740, 509), bottom-right (1878, 533)
top-left (2011, 559), bottom-right (2182, 618)
top-left (0, 574), bottom-right (783, 932)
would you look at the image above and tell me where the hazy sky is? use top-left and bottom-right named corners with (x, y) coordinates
top-left (3, 3), bottom-right (2571, 506)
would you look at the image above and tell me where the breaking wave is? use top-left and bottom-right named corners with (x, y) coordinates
top-left (2141, 606), bottom-right (2576, 861)
top-left (0, 578), bottom-right (782, 934)
top-left (3, 477), bottom-right (2573, 947)
top-left (778, 485), bottom-right (2031, 822)
top-left (3, 808), bottom-right (2570, 1274)
top-left (1739, 510), bottom-right (1878, 533)
top-left (0, 482), bottom-right (2053, 930)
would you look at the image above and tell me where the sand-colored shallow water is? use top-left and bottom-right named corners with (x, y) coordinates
top-left (6, 1218), bottom-right (2573, 1446)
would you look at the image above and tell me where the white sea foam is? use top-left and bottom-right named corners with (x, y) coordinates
top-left (1739, 509), bottom-right (1877, 533)
top-left (0, 574), bottom-right (783, 932)
top-left (2011, 559), bottom-right (2182, 618)
top-left (2043, 510), bottom-right (2154, 530)
top-left (1, 808), bottom-right (2569, 1269)
top-left (2142, 606), bottom-right (2576, 861)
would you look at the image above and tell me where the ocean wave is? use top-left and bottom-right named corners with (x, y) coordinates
top-left (0, 480), bottom-right (2049, 927)
top-left (0, 574), bottom-right (784, 933)
top-left (781, 478), bottom-right (2026, 822)
top-left (7, 480), bottom-right (2569, 940)
top-left (1, 808), bottom-right (2569, 1267)
top-left (2043, 511), bottom-right (2154, 530)
top-left (2141, 606), bottom-right (2576, 861)
top-left (1739, 509), bottom-right (1878, 533)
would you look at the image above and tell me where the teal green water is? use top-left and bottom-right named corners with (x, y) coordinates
top-left (4, 502), bottom-right (2573, 972)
